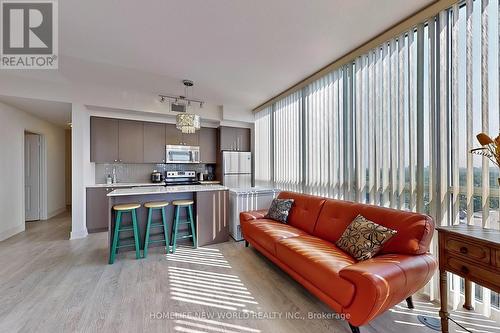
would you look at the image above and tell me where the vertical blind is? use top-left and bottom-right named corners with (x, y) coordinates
top-left (254, 0), bottom-right (500, 318)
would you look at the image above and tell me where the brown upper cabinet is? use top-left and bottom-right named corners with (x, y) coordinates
top-left (166, 123), bottom-right (199, 146)
top-left (90, 116), bottom-right (213, 163)
top-left (143, 122), bottom-right (166, 163)
top-left (118, 120), bottom-right (144, 163)
top-left (199, 127), bottom-right (217, 163)
top-left (219, 126), bottom-right (250, 151)
top-left (91, 117), bottom-right (119, 163)
top-left (91, 117), bottom-right (144, 163)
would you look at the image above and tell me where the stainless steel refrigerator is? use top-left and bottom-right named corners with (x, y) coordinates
top-left (222, 151), bottom-right (252, 189)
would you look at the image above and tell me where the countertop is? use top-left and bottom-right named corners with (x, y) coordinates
top-left (107, 184), bottom-right (228, 197)
top-left (87, 182), bottom-right (165, 188)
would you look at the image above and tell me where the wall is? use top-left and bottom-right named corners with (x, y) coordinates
top-left (65, 129), bottom-right (72, 206)
top-left (0, 102), bottom-right (66, 241)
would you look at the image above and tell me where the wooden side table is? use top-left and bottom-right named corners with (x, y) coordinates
top-left (437, 225), bottom-right (500, 333)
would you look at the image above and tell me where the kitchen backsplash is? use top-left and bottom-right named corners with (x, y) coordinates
top-left (94, 163), bottom-right (212, 184)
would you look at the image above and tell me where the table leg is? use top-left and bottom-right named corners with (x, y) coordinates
top-left (439, 271), bottom-right (449, 333)
top-left (463, 278), bottom-right (474, 310)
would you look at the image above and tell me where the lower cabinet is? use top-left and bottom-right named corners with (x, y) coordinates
top-left (196, 190), bottom-right (229, 246)
top-left (86, 187), bottom-right (122, 233)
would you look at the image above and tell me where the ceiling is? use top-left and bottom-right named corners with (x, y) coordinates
top-left (28, 0), bottom-right (435, 111)
top-left (0, 95), bottom-right (72, 127)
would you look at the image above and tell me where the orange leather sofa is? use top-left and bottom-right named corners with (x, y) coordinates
top-left (240, 191), bottom-right (437, 333)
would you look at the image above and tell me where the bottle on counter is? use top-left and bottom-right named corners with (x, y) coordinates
top-left (106, 174), bottom-right (113, 185)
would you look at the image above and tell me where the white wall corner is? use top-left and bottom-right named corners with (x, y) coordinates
top-left (71, 104), bottom-right (91, 238)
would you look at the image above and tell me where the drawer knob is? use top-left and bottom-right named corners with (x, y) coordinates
top-left (460, 247), bottom-right (468, 254)
top-left (461, 266), bottom-right (469, 274)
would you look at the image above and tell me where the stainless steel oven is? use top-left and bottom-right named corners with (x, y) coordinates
top-left (165, 145), bottom-right (200, 164)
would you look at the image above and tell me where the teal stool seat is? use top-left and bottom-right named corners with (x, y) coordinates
top-left (143, 201), bottom-right (170, 258)
top-left (171, 200), bottom-right (196, 253)
top-left (109, 203), bottom-right (141, 264)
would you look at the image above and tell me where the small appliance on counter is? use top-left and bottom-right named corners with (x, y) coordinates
top-left (229, 187), bottom-right (280, 241)
top-left (164, 171), bottom-right (201, 186)
top-left (151, 170), bottom-right (164, 183)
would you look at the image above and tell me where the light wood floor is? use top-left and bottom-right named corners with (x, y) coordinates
top-left (0, 213), bottom-right (498, 333)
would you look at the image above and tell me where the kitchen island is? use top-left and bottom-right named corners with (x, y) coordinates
top-left (106, 185), bottom-right (229, 253)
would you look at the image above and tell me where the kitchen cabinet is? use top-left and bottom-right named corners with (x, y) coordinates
top-left (166, 123), bottom-right (199, 146)
top-left (219, 126), bottom-right (250, 151)
top-left (118, 120), bottom-right (144, 163)
top-left (196, 190), bottom-right (229, 246)
top-left (236, 128), bottom-right (250, 151)
top-left (199, 127), bottom-right (217, 163)
top-left (86, 187), bottom-right (114, 232)
top-left (90, 117), bottom-right (119, 163)
top-left (143, 122), bottom-right (166, 163)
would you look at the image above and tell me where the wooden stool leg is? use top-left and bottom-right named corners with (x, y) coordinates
top-left (131, 209), bottom-right (141, 259)
top-left (143, 207), bottom-right (153, 258)
top-left (161, 207), bottom-right (170, 254)
top-left (187, 205), bottom-right (196, 248)
top-left (109, 211), bottom-right (122, 264)
top-left (172, 206), bottom-right (180, 253)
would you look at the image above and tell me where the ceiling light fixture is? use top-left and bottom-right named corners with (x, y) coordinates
top-left (158, 79), bottom-right (205, 109)
top-left (159, 79), bottom-right (202, 134)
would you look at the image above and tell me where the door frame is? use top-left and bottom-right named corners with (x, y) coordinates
top-left (23, 131), bottom-right (48, 221)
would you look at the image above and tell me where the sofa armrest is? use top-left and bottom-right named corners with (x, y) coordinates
top-left (339, 253), bottom-right (437, 326)
top-left (240, 209), bottom-right (268, 223)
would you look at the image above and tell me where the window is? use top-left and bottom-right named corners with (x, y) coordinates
top-left (254, 0), bottom-right (499, 317)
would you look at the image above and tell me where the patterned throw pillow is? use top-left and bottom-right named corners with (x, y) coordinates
top-left (335, 215), bottom-right (397, 261)
top-left (265, 199), bottom-right (294, 223)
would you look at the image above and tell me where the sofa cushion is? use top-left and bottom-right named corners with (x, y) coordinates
top-left (277, 191), bottom-right (326, 234)
top-left (241, 219), bottom-right (307, 256)
top-left (265, 198), bottom-right (294, 223)
top-left (336, 215), bottom-right (397, 261)
top-left (313, 199), bottom-right (361, 244)
top-left (358, 205), bottom-right (434, 255)
top-left (276, 235), bottom-right (356, 307)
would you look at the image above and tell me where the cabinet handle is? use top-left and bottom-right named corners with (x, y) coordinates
top-left (459, 247), bottom-right (468, 254)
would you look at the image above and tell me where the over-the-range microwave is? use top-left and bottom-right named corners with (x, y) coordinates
top-left (165, 145), bottom-right (200, 164)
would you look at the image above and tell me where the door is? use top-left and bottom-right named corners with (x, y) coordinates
top-left (223, 151), bottom-right (240, 174)
top-left (143, 122), bottom-right (166, 163)
top-left (199, 127), bottom-right (217, 163)
top-left (222, 174), bottom-right (252, 189)
top-left (238, 152), bottom-right (252, 174)
top-left (90, 117), bottom-right (119, 163)
top-left (166, 124), bottom-right (182, 145)
top-left (219, 127), bottom-right (236, 150)
top-left (25, 133), bottom-right (41, 221)
top-left (182, 132), bottom-right (199, 146)
top-left (118, 120), bottom-right (144, 163)
top-left (236, 128), bottom-right (250, 151)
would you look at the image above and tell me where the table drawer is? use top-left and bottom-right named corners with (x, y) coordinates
top-left (446, 257), bottom-right (493, 287)
top-left (445, 236), bottom-right (490, 264)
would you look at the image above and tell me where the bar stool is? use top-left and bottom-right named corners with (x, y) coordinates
top-left (109, 203), bottom-right (141, 264)
top-left (171, 200), bottom-right (196, 253)
top-left (143, 201), bottom-right (170, 258)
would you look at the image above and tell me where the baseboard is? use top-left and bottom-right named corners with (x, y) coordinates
top-left (46, 207), bottom-right (67, 219)
top-left (0, 224), bottom-right (25, 242)
top-left (70, 229), bottom-right (88, 239)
